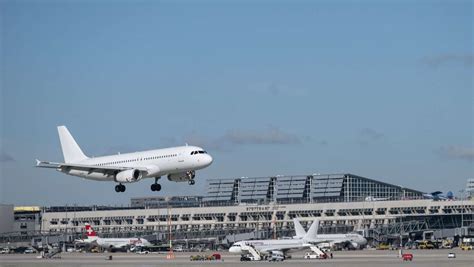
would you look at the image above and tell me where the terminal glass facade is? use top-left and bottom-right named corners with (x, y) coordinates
top-left (204, 173), bottom-right (423, 205)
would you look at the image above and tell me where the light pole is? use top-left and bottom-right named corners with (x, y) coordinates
top-left (458, 190), bottom-right (465, 229)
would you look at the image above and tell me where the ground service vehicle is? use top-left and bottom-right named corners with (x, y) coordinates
top-left (448, 253), bottom-right (456, 258)
top-left (269, 253), bottom-right (284, 262)
top-left (304, 252), bottom-right (327, 259)
top-left (402, 253), bottom-right (413, 261)
top-left (418, 241), bottom-right (435, 249)
top-left (240, 255), bottom-right (257, 261)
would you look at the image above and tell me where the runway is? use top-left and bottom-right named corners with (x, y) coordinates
top-left (1, 249), bottom-right (473, 267)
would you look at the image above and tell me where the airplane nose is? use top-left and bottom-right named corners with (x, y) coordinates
top-left (205, 154), bottom-right (213, 166)
top-left (229, 247), bottom-right (240, 253)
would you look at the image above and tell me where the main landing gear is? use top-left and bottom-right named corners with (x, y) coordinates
top-left (151, 177), bottom-right (161, 192)
top-left (115, 184), bottom-right (126, 192)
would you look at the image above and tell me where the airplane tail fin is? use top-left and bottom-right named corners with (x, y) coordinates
top-left (293, 218), bottom-right (306, 238)
top-left (85, 223), bottom-right (97, 238)
top-left (57, 126), bottom-right (88, 163)
top-left (304, 219), bottom-right (319, 240)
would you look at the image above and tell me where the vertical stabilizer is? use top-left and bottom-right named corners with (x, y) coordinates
top-left (304, 219), bottom-right (319, 240)
top-left (57, 126), bottom-right (88, 163)
top-left (293, 218), bottom-right (306, 238)
top-left (84, 223), bottom-right (98, 240)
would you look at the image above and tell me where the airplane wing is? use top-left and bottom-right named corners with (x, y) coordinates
top-left (35, 160), bottom-right (149, 175)
top-left (306, 240), bottom-right (333, 245)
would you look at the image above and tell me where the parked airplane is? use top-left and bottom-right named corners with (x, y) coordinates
top-left (36, 126), bottom-right (213, 192)
top-left (423, 191), bottom-right (453, 201)
top-left (364, 196), bottom-right (390, 201)
top-left (293, 218), bottom-right (367, 249)
top-left (229, 219), bottom-right (324, 258)
top-left (76, 223), bottom-right (151, 250)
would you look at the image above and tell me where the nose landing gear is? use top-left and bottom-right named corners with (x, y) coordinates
top-left (187, 171), bottom-right (196, 185)
top-left (115, 184), bottom-right (126, 192)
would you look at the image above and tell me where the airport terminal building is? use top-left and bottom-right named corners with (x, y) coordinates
top-left (1, 173), bottom-right (473, 247)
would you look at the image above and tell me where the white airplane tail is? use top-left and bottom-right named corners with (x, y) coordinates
top-left (293, 218), bottom-right (306, 238)
top-left (57, 126), bottom-right (88, 163)
top-left (304, 219), bottom-right (319, 240)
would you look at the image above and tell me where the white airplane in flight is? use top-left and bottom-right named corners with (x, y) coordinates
top-left (76, 223), bottom-right (151, 250)
top-left (293, 218), bottom-right (367, 249)
top-left (36, 126), bottom-right (213, 192)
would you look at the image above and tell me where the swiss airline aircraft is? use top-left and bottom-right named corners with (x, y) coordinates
top-left (36, 126), bottom-right (213, 192)
top-left (77, 223), bottom-right (151, 250)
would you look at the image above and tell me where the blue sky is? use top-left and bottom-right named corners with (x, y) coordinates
top-left (1, 0), bottom-right (472, 205)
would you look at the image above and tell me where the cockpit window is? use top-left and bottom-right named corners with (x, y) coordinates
top-left (191, 150), bottom-right (207, 155)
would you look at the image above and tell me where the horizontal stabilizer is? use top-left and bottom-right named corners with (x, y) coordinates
top-left (35, 160), bottom-right (61, 168)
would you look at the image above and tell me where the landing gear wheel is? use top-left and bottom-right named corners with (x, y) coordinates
top-left (188, 180), bottom-right (195, 185)
top-left (115, 184), bottom-right (126, 192)
top-left (151, 183), bottom-right (162, 191)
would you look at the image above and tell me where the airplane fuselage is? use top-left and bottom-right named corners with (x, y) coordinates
top-left (309, 233), bottom-right (367, 247)
top-left (96, 237), bottom-right (150, 248)
top-left (229, 239), bottom-right (309, 255)
top-left (60, 145), bottom-right (212, 181)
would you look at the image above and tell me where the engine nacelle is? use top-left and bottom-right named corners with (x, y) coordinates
top-left (167, 171), bottom-right (193, 182)
top-left (350, 242), bottom-right (360, 249)
top-left (115, 169), bottom-right (142, 183)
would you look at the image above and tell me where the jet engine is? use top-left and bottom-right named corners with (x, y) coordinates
top-left (167, 171), bottom-right (194, 182)
top-left (115, 169), bottom-right (142, 183)
top-left (350, 242), bottom-right (360, 249)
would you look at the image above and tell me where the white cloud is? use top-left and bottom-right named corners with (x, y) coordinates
top-left (222, 127), bottom-right (302, 145)
top-left (421, 54), bottom-right (473, 68)
top-left (438, 145), bottom-right (474, 161)
top-left (0, 151), bottom-right (15, 162)
top-left (357, 128), bottom-right (385, 146)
